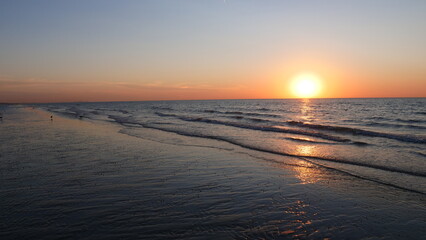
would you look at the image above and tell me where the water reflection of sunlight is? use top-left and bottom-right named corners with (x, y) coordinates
top-left (297, 145), bottom-right (315, 156)
top-left (299, 99), bottom-right (313, 121)
top-left (293, 160), bottom-right (319, 184)
top-left (279, 200), bottom-right (314, 237)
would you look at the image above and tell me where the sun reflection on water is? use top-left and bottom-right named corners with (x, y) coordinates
top-left (299, 99), bottom-right (314, 122)
top-left (278, 200), bottom-right (314, 237)
top-left (297, 145), bottom-right (315, 156)
top-left (293, 160), bottom-right (319, 184)
top-left (291, 145), bottom-right (322, 184)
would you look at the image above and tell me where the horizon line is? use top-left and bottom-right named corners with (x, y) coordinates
top-left (1, 96), bottom-right (425, 105)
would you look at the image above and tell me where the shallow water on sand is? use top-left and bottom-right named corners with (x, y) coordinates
top-left (40, 98), bottom-right (426, 194)
top-left (0, 106), bottom-right (425, 239)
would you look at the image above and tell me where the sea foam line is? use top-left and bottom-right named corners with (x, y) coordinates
top-left (286, 121), bottom-right (426, 144)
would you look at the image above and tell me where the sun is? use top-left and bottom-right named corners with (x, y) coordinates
top-left (291, 73), bottom-right (322, 98)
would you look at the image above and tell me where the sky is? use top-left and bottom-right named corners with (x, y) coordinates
top-left (1, 0), bottom-right (425, 103)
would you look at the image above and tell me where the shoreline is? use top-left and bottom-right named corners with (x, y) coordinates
top-left (1, 106), bottom-right (425, 239)
top-left (40, 103), bottom-right (426, 195)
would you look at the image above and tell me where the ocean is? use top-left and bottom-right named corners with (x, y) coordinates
top-left (1, 98), bottom-right (425, 239)
top-left (41, 98), bottom-right (426, 194)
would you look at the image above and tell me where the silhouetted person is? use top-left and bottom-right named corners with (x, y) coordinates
top-left (50, 115), bottom-right (53, 121)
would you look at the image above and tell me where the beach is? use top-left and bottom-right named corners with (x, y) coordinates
top-left (2, 0), bottom-right (426, 239)
top-left (0, 105), bottom-right (425, 239)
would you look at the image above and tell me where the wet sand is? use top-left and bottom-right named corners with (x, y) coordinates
top-left (0, 106), bottom-right (425, 239)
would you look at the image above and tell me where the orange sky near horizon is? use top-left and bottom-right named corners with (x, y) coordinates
top-left (2, 67), bottom-right (424, 103)
top-left (1, 51), bottom-right (425, 103)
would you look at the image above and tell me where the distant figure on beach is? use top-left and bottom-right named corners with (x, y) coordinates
top-left (50, 115), bottom-right (53, 121)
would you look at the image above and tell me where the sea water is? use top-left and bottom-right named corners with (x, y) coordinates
top-left (1, 99), bottom-right (425, 239)
top-left (40, 98), bottom-right (426, 194)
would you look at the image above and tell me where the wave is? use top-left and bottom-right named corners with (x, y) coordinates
top-left (94, 108), bottom-right (110, 111)
top-left (247, 117), bottom-right (269, 122)
top-left (365, 122), bottom-right (426, 130)
top-left (155, 111), bottom-right (426, 144)
top-left (154, 112), bottom-right (352, 143)
top-left (300, 157), bottom-right (425, 195)
top-left (225, 115), bottom-right (271, 123)
top-left (151, 106), bottom-right (174, 111)
top-left (40, 109), bottom-right (426, 182)
top-left (395, 118), bottom-right (426, 124)
top-left (283, 137), bottom-right (337, 145)
top-left (39, 99), bottom-right (426, 195)
top-left (51, 106), bottom-right (426, 145)
top-left (155, 112), bottom-right (178, 117)
top-left (41, 105), bottom-right (426, 194)
top-left (68, 106), bottom-right (88, 117)
top-left (46, 107), bottom-right (85, 118)
top-left (283, 137), bottom-right (370, 147)
top-left (225, 111), bottom-right (280, 118)
top-left (117, 109), bottom-right (129, 114)
top-left (411, 151), bottom-right (426, 158)
top-left (283, 137), bottom-right (370, 146)
top-left (286, 121), bottom-right (426, 144)
top-left (224, 111), bottom-right (244, 115)
top-left (108, 115), bottom-right (426, 180)
top-left (367, 116), bottom-right (388, 121)
top-left (203, 109), bottom-right (281, 118)
top-left (229, 115), bottom-right (244, 120)
top-left (203, 110), bottom-right (218, 113)
top-left (47, 106), bottom-right (128, 122)
top-left (49, 110), bottom-right (81, 119)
